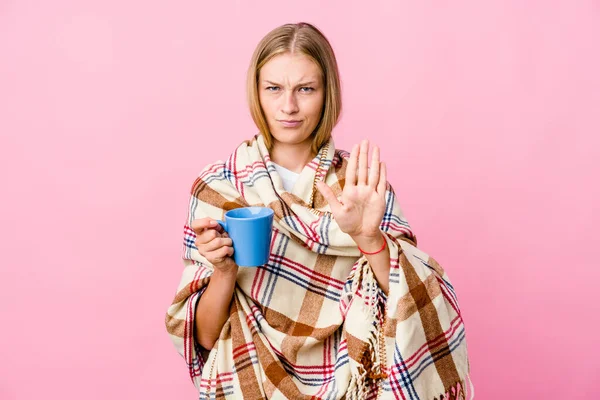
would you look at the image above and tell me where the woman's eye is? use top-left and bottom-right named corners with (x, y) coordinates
top-left (265, 86), bottom-right (314, 93)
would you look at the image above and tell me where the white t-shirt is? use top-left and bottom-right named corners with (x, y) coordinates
top-left (273, 163), bottom-right (300, 192)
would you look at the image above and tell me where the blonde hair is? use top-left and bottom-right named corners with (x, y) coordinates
top-left (246, 22), bottom-right (342, 155)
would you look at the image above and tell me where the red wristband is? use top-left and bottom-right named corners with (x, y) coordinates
top-left (358, 233), bottom-right (387, 255)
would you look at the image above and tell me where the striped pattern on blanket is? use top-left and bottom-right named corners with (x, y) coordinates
top-left (166, 134), bottom-right (473, 399)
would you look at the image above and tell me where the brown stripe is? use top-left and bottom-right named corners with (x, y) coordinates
top-left (344, 331), bottom-right (368, 363)
top-left (219, 320), bottom-right (231, 341)
top-left (427, 256), bottom-right (445, 276)
top-left (164, 314), bottom-right (185, 337)
top-left (192, 176), bottom-right (248, 211)
top-left (263, 377), bottom-right (276, 398)
top-left (252, 332), bottom-right (312, 399)
top-left (214, 378), bottom-right (226, 399)
top-left (171, 276), bottom-right (211, 304)
top-left (383, 316), bottom-right (398, 338)
top-left (280, 254), bottom-right (337, 364)
top-left (268, 195), bottom-right (297, 224)
top-left (166, 276), bottom-right (212, 338)
top-left (262, 306), bottom-right (340, 342)
top-left (278, 192), bottom-right (308, 210)
top-left (228, 297), bottom-right (263, 399)
top-left (384, 273), bottom-right (442, 337)
top-left (398, 250), bottom-right (461, 389)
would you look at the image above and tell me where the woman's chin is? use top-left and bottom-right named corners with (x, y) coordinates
top-left (272, 132), bottom-right (312, 145)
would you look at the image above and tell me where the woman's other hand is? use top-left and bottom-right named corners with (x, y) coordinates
top-left (191, 218), bottom-right (238, 275)
top-left (316, 139), bottom-right (387, 240)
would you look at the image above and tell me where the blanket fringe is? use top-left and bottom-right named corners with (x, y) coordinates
top-left (434, 374), bottom-right (474, 400)
top-left (434, 380), bottom-right (464, 400)
top-left (346, 260), bottom-right (387, 400)
top-left (346, 257), bottom-right (475, 400)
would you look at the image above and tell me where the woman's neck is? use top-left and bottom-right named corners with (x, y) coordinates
top-left (270, 139), bottom-right (316, 174)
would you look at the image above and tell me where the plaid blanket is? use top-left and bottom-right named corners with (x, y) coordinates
top-left (165, 134), bottom-right (473, 399)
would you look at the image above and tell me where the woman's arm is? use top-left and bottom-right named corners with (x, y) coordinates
top-left (191, 217), bottom-right (239, 350)
top-left (194, 267), bottom-right (238, 349)
top-left (352, 233), bottom-right (390, 294)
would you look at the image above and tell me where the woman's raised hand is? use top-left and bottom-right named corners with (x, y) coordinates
top-left (191, 218), bottom-right (238, 275)
top-left (316, 140), bottom-right (387, 240)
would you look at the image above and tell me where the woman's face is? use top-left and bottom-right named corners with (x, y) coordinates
top-left (258, 52), bottom-right (325, 148)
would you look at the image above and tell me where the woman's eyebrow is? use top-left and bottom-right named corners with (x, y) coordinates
top-left (263, 80), bottom-right (317, 87)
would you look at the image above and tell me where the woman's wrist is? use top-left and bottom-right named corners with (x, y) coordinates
top-left (352, 232), bottom-right (386, 254)
top-left (212, 262), bottom-right (239, 280)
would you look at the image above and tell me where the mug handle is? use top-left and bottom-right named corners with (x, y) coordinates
top-left (216, 220), bottom-right (227, 232)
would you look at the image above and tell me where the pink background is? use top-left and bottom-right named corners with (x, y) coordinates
top-left (1, 1), bottom-right (598, 399)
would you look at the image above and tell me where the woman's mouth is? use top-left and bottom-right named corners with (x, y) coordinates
top-left (278, 120), bottom-right (303, 128)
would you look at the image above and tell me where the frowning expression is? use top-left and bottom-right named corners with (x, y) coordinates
top-left (258, 52), bottom-right (325, 147)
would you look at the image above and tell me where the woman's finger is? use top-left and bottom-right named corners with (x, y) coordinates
top-left (202, 237), bottom-right (233, 253)
top-left (316, 181), bottom-right (343, 215)
top-left (206, 245), bottom-right (234, 264)
top-left (191, 217), bottom-right (217, 234)
top-left (195, 228), bottom-right (219, 245)
top-left (358, 140), bottom-right (369, 185)
top-left (345, 144), bottom-right (359, 187)
top-left (368, 145), bottom-right (380, 189)
top-left (377, 162), bottom-right (387, 195)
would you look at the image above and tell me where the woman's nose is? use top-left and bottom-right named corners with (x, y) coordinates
top-left (281, 91), bottom-right (299, 114)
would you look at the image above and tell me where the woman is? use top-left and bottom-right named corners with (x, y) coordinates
top-left (166, 22), bottom-right (473, 399)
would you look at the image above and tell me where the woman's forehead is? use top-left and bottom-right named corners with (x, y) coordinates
top-left (259, 53), bottom-right (322, 83)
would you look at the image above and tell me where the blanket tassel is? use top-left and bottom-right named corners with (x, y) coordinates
top-left (434, 375), bottom-right (476, 400)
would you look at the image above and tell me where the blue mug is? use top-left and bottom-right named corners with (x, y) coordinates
top-left (217, 207), bottom-right (274, 267)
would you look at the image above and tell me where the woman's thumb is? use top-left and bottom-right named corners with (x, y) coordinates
top-left (316, 182), bottom-right (341, 214)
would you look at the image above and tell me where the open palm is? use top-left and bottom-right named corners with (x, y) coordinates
top-left (317, 140), bottom-right (387, 238)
